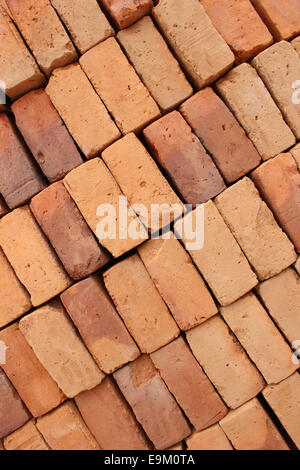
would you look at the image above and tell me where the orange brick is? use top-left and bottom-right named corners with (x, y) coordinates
top-left (101, 0), bottom-right (153, 29)
top-left (291, 143), bottom-right (300, 170)
top-left (186, 425), bottom-right (233, 451)
top-left (4, 420), bottom-right (49, 450)
top-left (80, 38), bottom-right (160, 134)
top-left (252, 0), bottom-right (300, 40)
top-left (104, 254), bottom-right (179, 353)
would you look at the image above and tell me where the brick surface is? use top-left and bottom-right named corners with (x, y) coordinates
top-left (138, 234), bottom-right (218, 331)
top-left (0, 8), bottom-right (45, 101)
top-left (0, 196), bottom-right (8, 218)
top-left (80, 38), bottom-right (160, 134)
top-left (256, 268), bottom-right (300, 345)
top-left (220, 293), bottom-right (298, 384)
top-left (19, 300), bottom-right (104, 398)
top-left (102, 133), bottom-right (184, 232)
top-left (101, 0), bottom-right (153, 29)
top-left (186, 315), bottom-right (265, 409)
top-left (114, 355), bottom-right (191, 450)
top-left (186, 425), bottom-right (233, 451)
top-left (215, 177), bottom-right (297, 281)
top-left (36, 401), bottom-right (100, 450)
top-left (292, 35), bottom-right (300, 56)
top-left (46, 63), bottom-right (120, 158)
top-left (291, 143), bottom-right (300, 170)
top-left (252, 0), bottom-right (300, 40)
top-left (252, 41), bottom-right (300, 139)
top-left (3, 420), bottom-right (49, 450)
top-left (220, 398), bottom-right (289, 450)
top-left (118, 16), bottom-right (192, 112)
top-left (0, 369), bottom-right (30, 439)
top-left (104, 254), bottom-right (179, 353)
top-left (143, 111), bottom-right (226, 205)
top-left (64, 158), bottom-right (147, 258)
top-left (263, 373), bottom-right (300, 449)
top-left (0, 206), bottom-right (71, 306)
top-left (251, 153), bottom-right (300, 252)
top-left (12, 89), bottom-right (83, 183)
top-left (151, 337), bottom-right (227, 431)
top-left (295, 257), bottom-right (300, 275)
top-left (0, 114), bottom-right (46, 209)
top-left (30, 182), bottom-right (109, 280)
top-left (152, 0), bottom-right (234, 89)
top-left (174, 202), bottom-right (258, 306)
top-left (75, 377), bottom-right (150, 450)
top-left (0, 248), bottom-right (31, 328)
top-left (180, 88), bottom-right (261, 184)
top-left (51, 0), bottom-right (114, 54)
top-left (201, 0), bottom-right (273, 63)
top-left (6, 0), bottom-right (78, 77)
top-left (61, 276), bottom-right (140, 374)
top-left (0, 323), bottom-right (64, 417)
top-left (217, 63), bottom-right (296, 160)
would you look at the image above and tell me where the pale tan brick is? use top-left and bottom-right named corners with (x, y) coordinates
top-left (186, 425), bottom-right (233, 451)
top-left (292, 36), bottom-right (300, 56)
top-left (4, 420), bottom-right (49, 450)
top-left (217, 63), bottom-right (295, 160)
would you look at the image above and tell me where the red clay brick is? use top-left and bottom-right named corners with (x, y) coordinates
top-left (251, 153), bottom-right (300, 253)
top-left (30, 182), bottom-right (109, 280)
top-left (186, 425), bottom-right (233, 451)
top-left (180, 88), bottom-right (261, 183)
top-left (151, 337), bottom-right (227, 431)
top-left (0, 114), bottom-right (46, 209)
top-left (114, 355), bottom-right (191, 449)
top-left (12, 89), bottom-right (83, 183)
top-left (201, 0), bottom-right (273, 63)
top-left (75, 377), bottom-right (151, 450)
top-left (252, 0), bottom-right (300, 40)
top-left (61, 276), bottom-right (140, 374)
top-left (80, 38), bottom-right (160, 134)
top-left (101, 0), bottom-right (153, 29)
top-left (6, 0), bottom-right (78, 77)
top-left (4, 420), bottom-right (49, 450)
top-left (0, 323), bottom-right (64, 417)
top-left (143, 111), bottom-right (226, 205)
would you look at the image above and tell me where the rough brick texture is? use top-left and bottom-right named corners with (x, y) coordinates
top-left (186, 425), bottom-right (233, 451)
top-left (101, 0), bottom-right (153, 29)
top-left (292, 35), bottom-right (300, 56)
top-left (3, 420), bottom-right (49, 451)
top-left (291, 143), bottom-right (300, 170)
top-left (252, 0), bottom-right (300, 40)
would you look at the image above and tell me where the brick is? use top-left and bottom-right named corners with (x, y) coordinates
top-left (291, 143), bottom-right (300, 170)
top-left (0, 115), bottom-right (46, 209)
top-left (0, 369), bottom-right (30, 439)
top-left (101, 0), bottom-right (153, 29)
top-left (102, 133), bottom-right (183, 232)
top-left (220, 398), bottom-right (289, 450)
top-left (75, 377), bottom-right (150, 450)
top-left (295, 257), bottom-right (300, 275)
top-left (19, 300), bottom-right (104, 398)
top-left (6, 0), bottom-right (78, 77)
top-left (292, 35), bottom-right (300, 56)
top-left (251, 153), bottom-right (300, 252)
top-left (36, 401), bottom-right (100, 450)
top-left (251, 0), bottom-right (300, 41)
top-left (0, 206), bottom-right (71, 306)
top-left (30, 182), bottom-right (109, 280)
top-left (64, 158), bottom-right (147, 258)
top-left (168, 443), bottom-right (184, 451)
top-left (0, 8), bottom-right (45, 101)
top-left (152, 0), bottom-right (234, 89)
top-left (215, 177), bottom-right (297, 281)
top-left (216, 63), bottom-right (296, 160)
top-left (263, 373), bottom-right (300, 449)
top-left (180, 88), bottom-right (261, 184)
top-left (186, 315), bottom-right (265, 409)
top-left (0, 248), bottom-right (31, 328)
top-left (252, 41), bottom-right (300, 139)
top-left (220, 293), bottom-right (298, 384)
top-left (3, 420), bottom-right (49, 450)
top-left (174, 202), bottom-right (258, 306)
top-left (186, 425), bottom-right (233, 451)
top-left (138, 234), bottom-right (218, 331)
top-left (51, 0), bottom-right (114, 54)
top-left (0, 195), bottom-right (8, 218)
top-left (118, 16), bottom-right (192, 112)
top-left (0, 323), bottom-right (64, 417)
top-left (80, 38), bottom-right (160, 134)
top-left (12, 89), bottom-right (83, 183)
top-left (46, 63), bottom-right (120, 158)
top-left (114, 355), bottom-right (191, 449)
top-left (151, 337), bottom-right (227, 431)
top-left (61, 276), bottom-right (140, 374)
top-left (201, 0), bottom-right (273, 63)
top-left (104, 255), bottom-right (179, 353)
top-left (256, 268), bottom-right (300, 345)
top-left (143, 112), bottom-right (226, 205)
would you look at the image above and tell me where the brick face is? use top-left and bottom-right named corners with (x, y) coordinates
top-left (101, 0), bottom-right (153, 29)
top-left (4, 420), bottom-right (49, 451)
top-left (186, 425), bottom-right (233, 451)
top-left (252, 0), bottom-right (300, 41)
